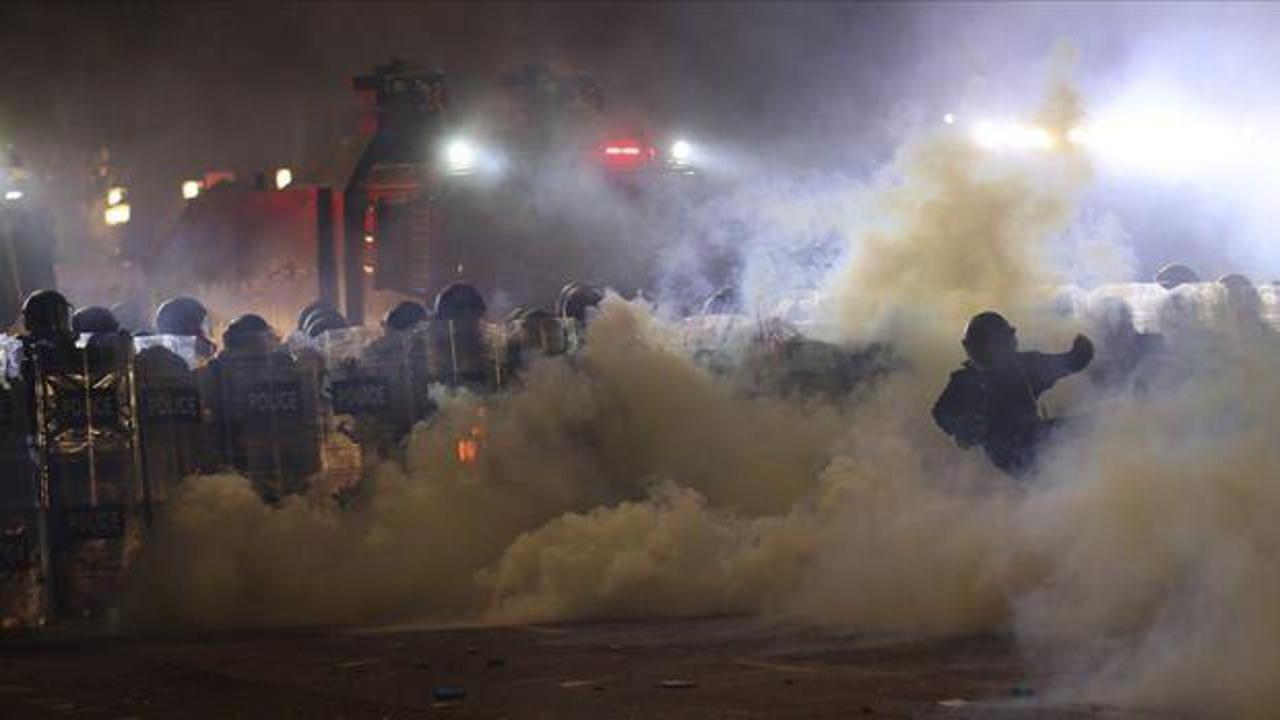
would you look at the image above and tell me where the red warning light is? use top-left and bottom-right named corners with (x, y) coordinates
top-left (599, 139), bottom-right (655, 168)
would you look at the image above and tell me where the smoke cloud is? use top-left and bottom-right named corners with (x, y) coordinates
top-left (108, 38), bottom-right (1280, 720)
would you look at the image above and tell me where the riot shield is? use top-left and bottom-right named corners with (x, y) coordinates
top-left (29, 332), bottom-right (147, 621)
top-left (0, 336), bottom-right (44, 628)
top-left (134, 335), bottom-right (202, 505)
top-left (417, 319), bottom-right (501, 392)
top-left (316, 327), bottom-right (418, 499)
top-left (498, 311), bottom-right (568, 383)
top-left (200, 339), bottom-right (322, 504)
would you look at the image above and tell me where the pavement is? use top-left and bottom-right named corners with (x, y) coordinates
top-left (0, 617), bottom-right (1184, 719)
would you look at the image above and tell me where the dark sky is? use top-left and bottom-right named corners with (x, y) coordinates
top-left (5, 2), bottom-right (1279, 277)
top-left (0, 3), bottom-right (925, 187)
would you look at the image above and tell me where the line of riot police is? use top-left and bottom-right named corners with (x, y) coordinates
top-left (0, 281), bottom-right (605, 628)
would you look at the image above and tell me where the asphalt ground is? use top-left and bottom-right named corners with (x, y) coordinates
top-left (0, 617), bottom-right (1184, 719)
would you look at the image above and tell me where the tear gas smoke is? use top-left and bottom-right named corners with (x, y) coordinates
top-left (120, 53), bottom-right (1280, 719)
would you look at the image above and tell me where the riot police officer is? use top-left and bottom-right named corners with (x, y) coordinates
top-left (199, 314), bottom-right (320, 503)
top-left (503, 308), bottom-right (567, 376)
top-left (71, 306), bottom-right (120, 335)
top-left (932, 311), bottom-right (1094, 477)
top-left (21, 290), bottom-right (146, 620)
top-left (431, 283), bottom-right (493, 389)
top-left (557, 282), bottom-right (604, 352)
top-left (154, 296), bottom-right (215, 362)
top-left (383, 300), bottom-right (430, 333)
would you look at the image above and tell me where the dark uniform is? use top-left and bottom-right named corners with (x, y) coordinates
top-left (199, 316), bottom-right (320, 503)
top-left (0, 334), bottom-right (43, 627)
top-left (933, 312), bottom-right (1093, 477)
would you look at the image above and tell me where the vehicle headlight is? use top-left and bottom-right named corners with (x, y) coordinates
top-left (445, 139), bottom-right (478, 174)
top-left (671, 139), bottom-right (694, 164)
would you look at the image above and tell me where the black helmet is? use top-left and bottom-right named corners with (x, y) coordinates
top-left (962, 311), bottom-right (1017, 369)
top-left (72, 306), bottom-right (120, 335)
top-left (155, 296), bottom-right (210, 338)
top-left (222, 313), bottom-right (273, 352)
top-left (22, 289), bottom-right (74, 341)
top-left (303, 308), bottom-right (348, 338)
top-left (383, 300), bottom-right (429, 332)
top-left (296, 300), bottom-right (333, 332)
top-left (434, 283), bottom-right (487, 321)
top-left (701, 286), bottom-right (741, 315)
top-left (557, 282), bottom-right (604, 323)
top-left (1218, 273), bottom-right (1253, 291)
top-left (1154, 263), bottom-right (1200, 290)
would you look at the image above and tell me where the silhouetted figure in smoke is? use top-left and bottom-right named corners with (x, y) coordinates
top-left (20, 289), bottom-right (75, 349)
top-left (383, 300), bottom-right (430, 333)
top-left (557, 282), bottom-right (604, 326)
top-left (154, 296), bottom-right (216, 362)
top-left (296, 300), bottom-right (335, 335)
top-left (302, 308), bottom-right (348, 339)
top-left (932, 311), bottom-right (1093, 477)
top-left (1086, 298), bottom-right (1165, 391)
top-left (1154, 263), bottom-right (1201, 290)
top-left (71, 306), bottom-right (120, 335)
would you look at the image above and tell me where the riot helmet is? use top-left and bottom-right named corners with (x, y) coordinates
top-left (155, 296), bottom-right (211, 339)
top-left (434, 283), bottom-right (487, 322)
top-left (383, 300), bottom-right (429, 332)
top-left (1154, 263), bottom-right (1200, 290)
top-left (72, 305), bottom-right (121, 335)
top-left (222, 313), bottom-right (276, 353)
top-left (21, 289), bottom-right (74, 342)
top-left (962, 311), bottom-right (1018, 369)
top-left (1218, 273), bottom-right (1253, 291)
top-left (557, 282), bottom-right (604, 324)
top-left (296, 300), bottom-right (334, 333)
top-left (303, 308), bottom-right (348, 338)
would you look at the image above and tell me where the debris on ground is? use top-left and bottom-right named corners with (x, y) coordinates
top-left (432, 687), bottom-right (467, 702)
top-left (659, 679), bottom-right (699, 689)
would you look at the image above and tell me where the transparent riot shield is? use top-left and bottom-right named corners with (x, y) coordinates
top-left (201, 337), bottom-right (321, 504)
top-left (134, 335), bottom-right (202, 505)
top-left (418, 319), bottom-right (501, 393)
top-left (313, 327), bottom-right (406, 501)
top-left (30, 333), bottom-right (147, 622)
top-left (499, 311), bottom-right (568, 382)
top-left (0, 336), bottom-right (45, 628)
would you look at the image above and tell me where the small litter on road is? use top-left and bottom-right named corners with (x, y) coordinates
top-left (560, 680), bottom-right (597, 689)
top-left (1011, 685), bottom-right (1035, 698)
top-left (659, 679), bottom-right (698, 690)
top-left (432, 687), bottom-right (467, 702)
top-left (335, 658), bottom-right (380, 670)
top-left (938, 698), bottom-right (969, 708)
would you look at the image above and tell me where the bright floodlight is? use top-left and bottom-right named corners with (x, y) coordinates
top-left (182, 180), bottom-right (201, 200)
top-left (943, 113), bottom-right (956, 125)
top-left (107, 186), bottom-right (125, 206)
top-left (104, 203), bottom-right (131, 226)
top-left (972, 120), bottom-right (1055, 152)
top-left (3, 190), bottom-right (21, 201)
top-left (275, 167), bottom-right (293, 190)
top-left (445, 139), bottom-right (477, 173)
top-left (671, 139), bottom-right (693, 163)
